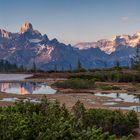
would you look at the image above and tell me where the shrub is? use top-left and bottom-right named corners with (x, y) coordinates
top-left (72, 101), bottom-right (139, 137)
top-left (99, 85), bottom-right (121, 90)
top-left (0, 99), bottom-right (137, 139)
top-left (68, 70), bottom-right (140, 83)
top-left (0, 99), bottom-right (134, 140)
top-left (53, 78), bottom-right (95, 89)
top-left (83, 109), bottom-right (139, 136)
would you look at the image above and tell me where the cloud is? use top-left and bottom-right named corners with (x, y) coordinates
top-left (121, 16), bottom-right (140, 24)
top-left (121, 16), bottom-right (129, 21)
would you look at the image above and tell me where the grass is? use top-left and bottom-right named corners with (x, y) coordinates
top-left (99, 84), bottom-right (121, 90)
top-left (53, 78), bottom-right (95, 89)
top-left (53, 78), bottom-right (121, 90)
top-left (68, 70), bottom-right (140, 83)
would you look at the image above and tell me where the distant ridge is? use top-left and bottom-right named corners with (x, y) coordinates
top-left (0, 22), bottom-right (138, 70)
top-left (75, 32), bottom-right (140, 54)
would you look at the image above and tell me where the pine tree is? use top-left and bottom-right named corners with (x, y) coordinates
top-left (114, 60), bottom-right (120, 69)
top-left (77, 59), bottom-right (82, 71)
top-left (134, 44), bottom-right (140, 70)
top-left (54, 64), bottom-right (57, 72)
top-left (68, 64), bottom-right (72, 72)
top-left (32, 61), bottom-right (37, 73)
top-left (19, 65), bottom-right (24, 72)
top-left (61, 66), bottom-right (64, 72)
top-left (130, 58), bottom-right (134, 69)
top-left (103, 61), bottom-right (107, 68)
top-left (0, 60), bottom-right (20, 72)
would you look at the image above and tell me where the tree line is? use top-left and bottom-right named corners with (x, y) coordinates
top-left (1, 44), bottom-right (140, 73)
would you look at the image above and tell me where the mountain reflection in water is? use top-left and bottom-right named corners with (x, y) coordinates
top-left (0, 82), bottom-right (56, 94)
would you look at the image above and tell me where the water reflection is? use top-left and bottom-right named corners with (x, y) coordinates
top-left (95, 92), bottom-right (140, 103)
top-left (95, 92), bottom-right (140, 112)
top-left (0, 82), bottom-right (56, 94)
top-left (0, 74), bottom-right (32, 81)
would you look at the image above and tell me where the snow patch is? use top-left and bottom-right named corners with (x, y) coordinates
top-left (75, 31), bottom-right (140, 54)
top-left (29, 39), bottom-right (42, 43)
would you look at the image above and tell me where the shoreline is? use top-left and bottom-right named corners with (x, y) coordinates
top-left (0, 74), bottom-right (140, 115)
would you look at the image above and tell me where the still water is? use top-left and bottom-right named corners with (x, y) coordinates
top-left (95, 92), bottom-right (140, 112)
top-left (0, 74), bottom-right (56, 94)
top-left (0, 82), bottom-right (56, 94)
top-left (0, 74), bottom-right (32, 81)
top-left (95, 92), bottom-right (140, 103)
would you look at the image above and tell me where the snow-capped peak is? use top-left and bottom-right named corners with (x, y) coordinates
top-left (20, 21), bottom-right (33, 33)
top-left (75, 31), bottom-right (140, 54)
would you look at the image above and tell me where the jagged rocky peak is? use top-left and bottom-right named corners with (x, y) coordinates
top-left (20, 21), bottom-right (33, 33)
top-left (43, 34), bottom-right (49, 40)
top-left (0, 29), bottom-right (10, 38)
top-left (133, 31), bottom-right (140, 37)
top-left (51, 38), bottom-right (59, 44)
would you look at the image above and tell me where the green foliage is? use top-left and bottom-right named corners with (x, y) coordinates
top-left (114, 60), bottom-right (121, 70)
top-left (77, 59), bottom-right (82, 70)
top-left (0, 59), bottom-right (44, 73)
top-left (0, 59), bottom-right (20, 72)
top-left (53, 78), bottom-right (95, 89)
top-left (32, 61), bottom-right (37, 73)
top-left (83, 109), bottom-right (139, 136)
top-left (68, 70), bottom-right (140, 83)
top-left (0, 99), bottom-right (138, 139)
top-left (99, 84), bottom-right (121, 90)
top-left (133, 45), bottom-right (140, 71)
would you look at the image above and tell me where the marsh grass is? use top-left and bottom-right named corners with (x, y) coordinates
top-left (53, 78), bottom-right (95, 89)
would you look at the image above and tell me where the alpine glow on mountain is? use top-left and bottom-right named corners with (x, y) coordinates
top-left (75, 32), bottom-right (140, 54)
top-left (0, 22), bottom-right (139, 70)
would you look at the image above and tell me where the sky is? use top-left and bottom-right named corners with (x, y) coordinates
top-left (0, 0), bottom-right (140, 44)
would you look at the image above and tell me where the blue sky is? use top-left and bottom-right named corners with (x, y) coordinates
top-left (0, 0), bottom-right (140, 44)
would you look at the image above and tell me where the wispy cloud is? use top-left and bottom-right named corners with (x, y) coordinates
top-left (121, 16), bottom-right (129, 21)
top-left (121, 16), bottom-right (140, 24)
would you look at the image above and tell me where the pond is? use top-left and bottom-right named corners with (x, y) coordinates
top-left (0, 74), bottom-right (56, 94)
top-left (0, 82), bottom-right (56, 94)
top-left (0, 97), bottom-right (41, 103)
top-left (0, 74), bottom-right (33, 81)
top-left (95, 92), bottom-right (140, 103)
top-left (95, 92), bottom-right (140, 112)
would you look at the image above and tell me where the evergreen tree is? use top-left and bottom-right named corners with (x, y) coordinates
top-left (68, 64), bottom-right (72, 72)
top-left (133, 44), bottom-right (140, 70)
top-left (114, 60), bottom-right (120, 69)
top-left (0, 60), bottom-right (20, 72)
top-left (130, 58), bottom-right (134, 69)
top-left (116, 60), bottom-right (120, 68)
top-left (61, 66), bottom-right (64, 72)
top-left (19, 65), bottom-right (24, 72)
top-left (77, 59), bottom-right (82, 71)
top-left (54, 64), bottom-right (57, 72)
top-left (32, 61), bottom-right (37, 73)
top-left (103, 61), bottom-right (107, 68)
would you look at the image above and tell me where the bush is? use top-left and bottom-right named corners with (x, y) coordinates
top-left (0, 99), bottom-right (137, 139)
top-left (71, 101), bottom-right (139, 137)
top-left (68, 70), bottom-right (140, 83)
top-left (83, 109), bottom-right (139, 136)
top-left (0, 99), bottom-right (134, 140)
top-left (53, 78), bottom-right (95, 89)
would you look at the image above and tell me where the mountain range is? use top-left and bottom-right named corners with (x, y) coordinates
top-left (0, 22), bottom-right (139, 70)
